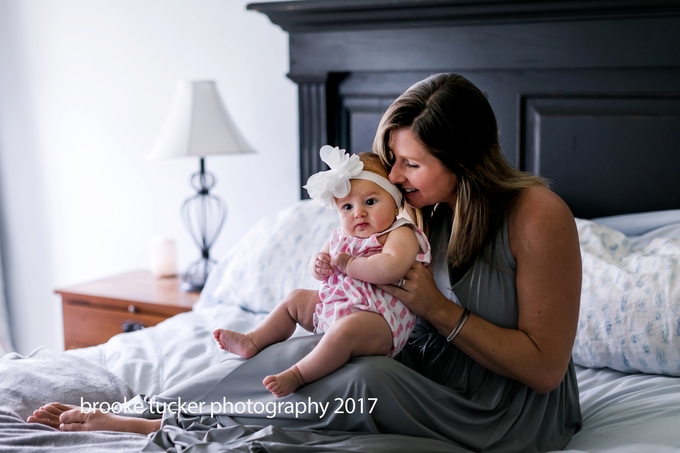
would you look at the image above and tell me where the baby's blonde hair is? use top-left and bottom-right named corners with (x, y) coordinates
top-left (335, 152), bottom-right (401, 210)
top-left (350, 152), bottom-right (401, 211)
top-left (356, 152), bottom-right (389, 179)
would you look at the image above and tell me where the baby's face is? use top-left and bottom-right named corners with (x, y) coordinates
top-left (334, 179), bottom-right (398, 238)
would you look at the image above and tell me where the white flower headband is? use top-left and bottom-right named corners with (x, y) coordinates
top-left (303, 145), bottom-right (403, 209)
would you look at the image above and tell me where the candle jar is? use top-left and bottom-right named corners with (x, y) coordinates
top-left (150, 236), bottom-right (177, 278)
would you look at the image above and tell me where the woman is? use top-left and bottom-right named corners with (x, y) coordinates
top-left (29, 73), bottom-right (582, 452)
top-left (375, 72), bottom-right (583, 449)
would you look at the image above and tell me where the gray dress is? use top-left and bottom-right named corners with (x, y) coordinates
top-left (142, 210), bottom-right (582, 452)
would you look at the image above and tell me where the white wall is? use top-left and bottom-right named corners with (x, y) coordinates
top-left (0, 0), bottom-right (299, 354)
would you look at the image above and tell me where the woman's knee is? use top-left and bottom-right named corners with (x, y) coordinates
top-left (340, 356), bottom-right (403, 388)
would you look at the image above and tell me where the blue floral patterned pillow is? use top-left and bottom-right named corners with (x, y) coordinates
top-left (196, 200), bottom-right (339, 313)
top-left (573, 219), bottom-right (680, 375)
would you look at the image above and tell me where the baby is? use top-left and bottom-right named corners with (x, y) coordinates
top-left (214, 146), bottom-right (431, 397)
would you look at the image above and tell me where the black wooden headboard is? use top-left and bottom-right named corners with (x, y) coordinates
top-left (249, 0), bottom-right (680, 218)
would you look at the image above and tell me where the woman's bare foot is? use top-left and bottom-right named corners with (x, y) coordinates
top-left (27, 403), bottom-right (76, 429)
top-left (213, 329), bottom-right (260, 359)
top-left (263, 365), bottom-right (305, 397)
top-left (27, 402), bottom-right (160, 434)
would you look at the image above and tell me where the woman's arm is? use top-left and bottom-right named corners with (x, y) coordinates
top-left (332, 226), bottom-right (420, 285)
top-left (381, 187), bottom-right (582, 394)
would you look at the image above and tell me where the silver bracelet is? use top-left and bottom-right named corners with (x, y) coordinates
top-left (446, 308), bottom-right (470, 342)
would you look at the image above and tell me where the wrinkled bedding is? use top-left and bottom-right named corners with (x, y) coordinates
top-left (1, 307), bottom-right (680, 452)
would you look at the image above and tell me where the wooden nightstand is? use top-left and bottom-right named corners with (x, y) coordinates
top-left (56, 270), bottom-right (200, 350)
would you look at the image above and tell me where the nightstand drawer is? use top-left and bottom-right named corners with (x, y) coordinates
top-left (57, 270), bottom-right (199, 350)
top-left (63, 301), bottom-right (168, 349)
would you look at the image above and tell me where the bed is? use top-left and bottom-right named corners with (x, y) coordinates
top-left (2, 0), bottom-right (680, 451)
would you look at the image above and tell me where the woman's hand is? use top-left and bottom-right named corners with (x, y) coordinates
top-left (310, 252), bottom-right (333, 281)
top-left (377, 261), bottom-right (450, 320)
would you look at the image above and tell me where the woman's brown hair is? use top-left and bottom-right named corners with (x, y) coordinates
top-left (374, 73), bottom-right (546, 268)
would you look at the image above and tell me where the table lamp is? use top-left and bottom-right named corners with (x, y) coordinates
top-left (148, 80), bottom-right (255, 292)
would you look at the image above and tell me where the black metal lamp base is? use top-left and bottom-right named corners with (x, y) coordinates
top-left (180, 279), bottom-right (205, 293)
top-left (180, 256), bottom-right (216, 293)
top-left (179, 157), bottom-right (225, 293)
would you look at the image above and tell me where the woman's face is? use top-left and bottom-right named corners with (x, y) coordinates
top-left (387, 128), bottom-right (458, 209)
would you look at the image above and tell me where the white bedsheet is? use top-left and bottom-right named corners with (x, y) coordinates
top-left (564, 366), bottom-right (680, 452)
top-left (68, 305), bottom-right (261, 395)
top-left (68, 304), bottom-right (309, 396)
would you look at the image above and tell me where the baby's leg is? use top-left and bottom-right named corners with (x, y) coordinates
top-left (264, 311), bottom-right (392, 397)
top-left (214, 289), bottom-right (319, 359)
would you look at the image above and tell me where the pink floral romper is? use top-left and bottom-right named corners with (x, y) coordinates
top-left (313, 218), bottom-right (431, 357)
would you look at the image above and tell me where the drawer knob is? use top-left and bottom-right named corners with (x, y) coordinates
top-left (128, 304), bottom-right (138, 313)
top-left (121, 321), bottom-right (145, 333)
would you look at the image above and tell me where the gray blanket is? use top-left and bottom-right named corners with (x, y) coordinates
top-left (135, 335), bottom-right (470, 452)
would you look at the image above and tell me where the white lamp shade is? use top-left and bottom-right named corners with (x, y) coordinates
top-left (148, 80), bottom-right (255, 160)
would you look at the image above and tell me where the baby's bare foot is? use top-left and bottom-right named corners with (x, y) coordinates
top-left (263, 365), bottom-right (305, 397)
top-left (213, 329), bottom-right (259, 359)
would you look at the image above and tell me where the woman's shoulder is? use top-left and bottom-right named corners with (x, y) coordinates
top-left (508, 186), bottom-right (573, 226)
top-left (507, 186), bottom-right (578, 257)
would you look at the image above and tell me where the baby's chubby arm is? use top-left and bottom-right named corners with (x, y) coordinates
top-left (310, 241), bottom-right (333, 281)
top-left (332, 226), bottom-right (420, 285)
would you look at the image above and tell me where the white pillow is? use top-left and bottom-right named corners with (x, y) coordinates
top-left (572, 219), bottom-right (680, 375)
top-left (591, 209), bottom-right (680, 237)
top-left (196, 200), bottom-right (339, 314)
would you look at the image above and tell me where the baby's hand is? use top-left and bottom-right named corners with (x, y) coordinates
top-left (330, 253), bottom-right (353, 274)
top-left (311, 252), bottom-right (333, 280)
